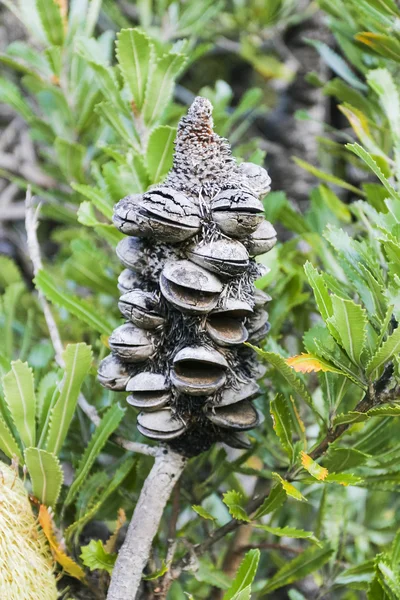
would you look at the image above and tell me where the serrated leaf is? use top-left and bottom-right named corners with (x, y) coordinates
top-left (54, 137), bottom-right (85, 183)
top-left (64, 403), bottom-right (125, 506)
top-left (71, 183), bottom-right (113, 220)
top-left (65, 457), bottom-right (135, 543)
top-left (143, 52), bottom-right (187, 125)
top-left (46, 343), bottom-right (92, 455)
top-left (347, 143), bottom-right (400, 201)
top-left (25, 448), bottom-right (63, 506)
top-left (260, 543), bottom-right (333, 594)
top-left (366, 327), bottom-right (400, 377)
top-left (270, 394), bottom-right (293, 459)
top-left (0, 415), bottom-right (22, 461)
top-left (272, 473), bottom-right (307, 502)
top-left (286, 353), bottom-right (344, 374)
top-left (230, 587), bottom-right (251, 600)
top-left (3, 360), bottom-right (36, 448)
top-left (34, 270), bottom-right (113, 335)
top-left (36, 0), bottom-right (64, 46)
top-left (324, 448), bottom-right (370, 472)
top-left (80, 539), bottom-right (116, 574)
top-left (324, 473), bottom-right (363, 486)
top-left (253, 484), bottom-right (286, 519)
top-left (250, 347), bottom-right (314, 410)
top-left (143, 561), bottom-right (168, 581)
top-left (192, 505), bottom-right (217, 521)
top-left (223, 549), bottom-right (260, 600)
top-left (300, 452), bottom-right (328, 481)
top-left (116, 28), bottom-right (153, 110)
top-left (146, 125), bottom-right (176, 183)
top-left (222, 490), bottom-right (250, 522)
top-left (39, 504), bottom-right (85, 580)
top-left (304, 262), bottom-right (333, 323)
top-left (328, 296), bottom-right (367, 367)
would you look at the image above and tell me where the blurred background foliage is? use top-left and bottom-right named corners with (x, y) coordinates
top-left (0, 0), bottom-right (400, 598)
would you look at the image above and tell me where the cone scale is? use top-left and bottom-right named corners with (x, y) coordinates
top-left (98, 97), bottom-right (277, 457)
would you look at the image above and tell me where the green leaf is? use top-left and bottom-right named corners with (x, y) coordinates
top-left (0, 415), bottom-right (23, 461)
top-left (143, 52), bottom-right (187, 125)
top-left (64, 403), bottom-right (125, 506)
top-left (222, 490), bottom-right (250, 522)
top-left (0, 256), bottom-right (22, 288)
top-left (230, 587), bottom-right (251, 600)
top-left (46, 343), bottom-right (92, 455)
top-left (54, 138), bottom-right (85, 183)
top-left (377, 557), bottom-right (400, 598)
top-left (328, 296), bottom-right (367, 367)
top-left (34, 270), bottom-right (113, 335)
top-left (146, 125), bottom-right (176, 183)
top-left (272, 473), bottom-right (307, 502)
top-left (293, 157), bottom-right (365, 195)
top-left (324, 448), bottom-right (370, 472)
top-left (24, 447), bottom-right (63, 506)
top-left (346, 143), bottom-right (400, 201)
top-left (305, 38), bottom-right (367, 91)
top-left (65, 457), bottom-right (135, 542)
top-left (36, 0), bottom-right (64, 45)
top-left (71, 183), bottom-right (113, 220)
top-left (116, 28), bottom-right (153, 110)
top-left (253, 484), bottom-right (286, 519)
top-left (3, 360), bottom-right (36, 448)
top-left (367, 68), bottom-right (400, 143)
top-left (192, 505), bottom-right (217, 521)
top-left (254, 524), bottom-right (319, 543)
top-left (196, 560), bottom-right (232, 590)
top-left (80, 539), bottom-right (116, 574)
top-left (270, 394), bottom-right (293, 459)
top-left (37, 371), bottom-right (59, 432)
top-left (142, 561), bottom-right (168, 581)
top-left (260, 543), bottom-right (333, 594)
top-left (366, 327), bottom-right (400, 377)
top-left (0, 76), bottom-right (35, 122)
top-left (250, 348), bottom-right (314, 410)
top-left (223, 549), bottom-right (260, 600)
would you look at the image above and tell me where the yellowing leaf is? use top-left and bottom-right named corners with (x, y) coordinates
top-left (286, 354), bottom-right (342, 374)
top-left (300, 452), bottom-right (328, 481)
top-left (272, 473), bottom-right (307, 502)
top-left (104, 508), bottom-right (127, 554)
top-left (39, 505), bottom-right (85, 581)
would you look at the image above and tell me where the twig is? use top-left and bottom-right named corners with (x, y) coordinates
top-left (107, 448), bottom-right (187, 600)
top-left (114, 435), bottom-right (159, 458)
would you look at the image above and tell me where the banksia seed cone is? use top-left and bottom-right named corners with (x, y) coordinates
top-left (98, 97), bottom-right (277, 457)
top-left (0, 461), bottom-right (58, 600)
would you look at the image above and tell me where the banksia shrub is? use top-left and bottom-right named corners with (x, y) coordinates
top-left (0, 462), bottom-right (58, 600)
top-left (98, 97), bottom-right (277, 456)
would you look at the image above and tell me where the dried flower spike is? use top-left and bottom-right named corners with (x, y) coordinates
top-left (99, 97), bottom-right (277, 457)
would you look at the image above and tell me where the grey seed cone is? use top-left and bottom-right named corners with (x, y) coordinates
top-left (98, 97), bottom-right (277, 457)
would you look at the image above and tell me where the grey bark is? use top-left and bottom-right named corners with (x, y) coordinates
top-left (107, 448), bottom-right (187, 600)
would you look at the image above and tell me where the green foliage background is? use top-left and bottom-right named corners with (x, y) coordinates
top-left (0, 0), bottom-right (400, 598)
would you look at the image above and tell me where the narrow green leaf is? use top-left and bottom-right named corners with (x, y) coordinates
top-left (80, 539), bottom-right (116, 574)
top-left (34, 270), bottom-right (113, 335)
top-left (260, 543), bottom-right (333, 594)
top-left (254, 524), bottom-right (319, 543)
top-left (36, 0), bottom-right (64, 46)
top-left (293, 157), bottom-right (365, 195)
top-left (143, 52), bottom-right (187, 125)
top-left (0, 77), bottom-right (35, 121)
top-left (3, 360), bottom-right (36, 448)
top-left (46, 343), bottom-right (92, 455)
top-left (346, 143), bottom-right (400, 201)
top-left (146, 125), bottom-right (176, 183)
top-left (329, 296), bottom-right (367, 367)
top-left (116, 28), bottom-right (153, 109)
top-left (54, 137), bottom-right (85, 183)
top-left (305, 38), bottom-right (367, 91)
top-left (64, 403), bottom-right (125, 506)
top-left (0, 415), bottom-right (23, 461)
top-left (253, 484), bottom-right (286, 519)
top-left (367, 68), bottom-right (400, 142)
top-left (250, 348), bottom-right (314, 409)
top-left (366, 327), bottom-right (400, 377)
top-left (223, 549), bottom-right (260, 600)
top-left (71, 183), bottom-right (113, 220)
top-left (222, 490), bottom-right (250, 522)
top-left (192, 505), bottom-right (217, 521)
top-left (25, 447), bottom-right (63, 506)
top-left (142, 561), bottom-right (168, 581)
top-left (270, 394), bottom-right (293, 459)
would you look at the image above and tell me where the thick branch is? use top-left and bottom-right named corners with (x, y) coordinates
top-left (107, 448), bottom-right (187, 600)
